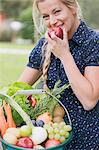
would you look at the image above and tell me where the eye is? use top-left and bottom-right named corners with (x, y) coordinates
top-left (42, 15), bottom-right (49, 20)
top-left (54, 10), bottom-right (61, 14)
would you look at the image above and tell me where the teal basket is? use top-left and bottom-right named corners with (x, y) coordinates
top-left (0, 89), bottom-right (73, 150)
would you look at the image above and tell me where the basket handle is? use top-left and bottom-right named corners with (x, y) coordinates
top-left (45, 90), bottom-right (72, 126)
top-left (1, 89), bottom-right (72, 126)
top-left (12, 89), bottom-right (45, 97)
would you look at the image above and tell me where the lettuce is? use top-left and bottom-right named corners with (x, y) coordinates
top-left (7, 82), bottom-right (33, 126)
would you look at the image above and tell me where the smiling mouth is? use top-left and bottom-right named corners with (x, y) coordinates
top-left (58, 24), bottom-right (64, 29)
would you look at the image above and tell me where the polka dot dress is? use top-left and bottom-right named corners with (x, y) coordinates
top-left (27, 20), bottom-right (99, 150)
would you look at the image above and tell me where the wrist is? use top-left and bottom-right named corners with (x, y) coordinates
top-left (61, 51), bottom-right (72, 63)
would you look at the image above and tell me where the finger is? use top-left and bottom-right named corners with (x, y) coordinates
top-left (45, 31), bottom-right (56, 45)
top-left (51, 31), bottom-right (61, 42)
top-left (63, 28), bottom-right (68, 41)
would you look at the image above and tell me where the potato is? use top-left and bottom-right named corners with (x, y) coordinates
top-left (53, 116), bottom-right (63, 123)
top-left (53, 106), bottom-right (65, 117)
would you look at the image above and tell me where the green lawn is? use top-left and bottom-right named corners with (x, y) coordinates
top-left (0, 42), bottom-right (43, 88)
top-left (0, 42), bottom-right (34, 50)
top-left (0, 53), bottom-right (28, 87)
top-left (0, 42), bottom-right (35, 87)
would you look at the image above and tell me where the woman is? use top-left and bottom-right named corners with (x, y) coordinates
top-left (18, 0), bottom-right (99, 149)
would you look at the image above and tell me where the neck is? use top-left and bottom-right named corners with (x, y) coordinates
top-left (68, 19), bottom-right (80, 40)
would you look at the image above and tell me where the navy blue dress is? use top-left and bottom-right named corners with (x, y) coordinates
top-left (27, 20), bottom-right (99, 150)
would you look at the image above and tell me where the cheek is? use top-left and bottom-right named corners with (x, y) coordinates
top-left (59, 13), bottom-right (68, 22)
top-left (44, 20), bottom-right (50, 28)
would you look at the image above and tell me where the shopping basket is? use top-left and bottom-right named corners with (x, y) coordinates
top-left (0, 89), bottom-right (73, 150)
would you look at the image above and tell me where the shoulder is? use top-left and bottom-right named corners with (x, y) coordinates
top-left (87, 29), bottom-right (99, 46)
top-left (30, 37), bottom-right (45, 54)
top-left (83, 28), bottom-right (99, 56)
top-left (27, 38), bottom-right (45, 69)
top-left (84, 30), bottom-right (99, 66)
top-left (34, 37), bottom-right (45, 49)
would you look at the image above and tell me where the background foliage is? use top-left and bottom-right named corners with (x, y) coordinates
top-left (0, 0), bottom-right (99, 41)
top-left (18, 7), bottom-right (34, 40)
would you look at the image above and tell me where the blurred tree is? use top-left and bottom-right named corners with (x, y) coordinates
top-left (78, 0), bottom-right (99, 29)
top-left (0, 0), bottom-right (34, 41)
top-left (2, 0), bottom-right (33, 19)
top-left (1, 0), bottom-right (98, 29)
top-left (18, 7), bottom-right (34, 41)
top-left (0, 0), bottom-right (98, 41)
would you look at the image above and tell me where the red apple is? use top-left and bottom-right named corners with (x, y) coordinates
top-left (45, 139), bottom-right (61, 148)
top-left (48, 27), bottom-right (63, 39)
top-left (16, 137), bottom-right (34, 148)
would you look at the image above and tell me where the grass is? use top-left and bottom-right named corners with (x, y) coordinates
top-left (0, 42), bottom-right (34, 87)
top-left (0, 53), bottom-right (28, 87)
top-left (0, 42), bottom-right (34, 50)
top-left (0, 42), bottom-right (42, 88)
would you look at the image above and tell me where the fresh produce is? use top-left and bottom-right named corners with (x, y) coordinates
top-left (0, 106), bottom-right (8, 136)
top-left (7, 82), bottom-right (33, 96)
top-left (31, 127), bottom-right (47, 144)
top-left (32, 119), bottom-right (45, 127)
top-left (53, 105), bottom-right (65, 117)
top-left (20, 125), bottom-right (32, 137)
top-left (0, 92), bottom-right (33, 128)
top-left (16, 137), bottom-right (34, 148)
top-left (45, 139), bottom-right (61, 148)
top-left (7, 82), bottom-right (33, 126)
top-left (63, 124), bottom-right (72, 132)
top-left (3, 101), bottom-right (16, 128)
top-left (3, 132), bottom-right (18, 145)
top-left (31, 119), bottom-right (36, 126)
top-left (48, 27), bottom-right (63, 39)
top-left (27, 95), bottom-right (37, 107)
top-left (35, 120), bottom-right (45, 127)
top-left (53, 116), bottom-right (64, 123)
top-left (6, 128), bottom-right (21, 138)
top-left (44, 122), bottom-right (72, 142)
top-left (37, 112), bottom-right (52, 124)
top-left (0, 80), bottom-right (72, 149)
top-left (6, 81), bottom-right (69, 126)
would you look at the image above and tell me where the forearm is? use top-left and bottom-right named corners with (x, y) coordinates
top-left (61, 53), bottom-right (97, 110)
top-left (18, 67), bottom-right (42, 86)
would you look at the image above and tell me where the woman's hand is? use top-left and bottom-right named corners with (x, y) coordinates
top-left (45, 28), bottom-right (70, 60)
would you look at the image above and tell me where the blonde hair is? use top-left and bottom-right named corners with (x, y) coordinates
top-left (33, 0), bottom-right (82, 35)
top-left (32, 0), bottom-right (82, 89)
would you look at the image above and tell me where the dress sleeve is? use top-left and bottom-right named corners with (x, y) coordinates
top-left (27, 38), bottom-right (45, 70)
top-left (85, 35), bottom-right (99, 66)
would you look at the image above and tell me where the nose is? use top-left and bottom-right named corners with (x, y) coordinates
top-left (49, 15), bottom-right (57, 26)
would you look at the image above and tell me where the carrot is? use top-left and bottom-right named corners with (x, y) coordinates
top-left (3, 101), bottom-right (16, 128)
top-left (0, 106), bottom-right (8, 137)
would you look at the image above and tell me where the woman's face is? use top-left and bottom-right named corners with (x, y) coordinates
top-left (37, 0), bottom-right (80, 37)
